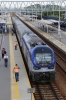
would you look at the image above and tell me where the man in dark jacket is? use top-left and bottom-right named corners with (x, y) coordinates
top-left (4, 53), bottom-right (8, 67)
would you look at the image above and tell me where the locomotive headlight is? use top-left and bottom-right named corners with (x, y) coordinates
top-left (33, 66), bottom-right (40, 70)
top-left (51, 66), bottom-right (54, 69)
top-left (48, 66), bottom-right (54, 69)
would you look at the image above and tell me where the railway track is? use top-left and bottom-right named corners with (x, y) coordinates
top-left (30, 81), bottom-right (64, 100)
top-left (56, 53), bottom-right (66, 72)
top-left (55, 64), bottom-right (66, 100)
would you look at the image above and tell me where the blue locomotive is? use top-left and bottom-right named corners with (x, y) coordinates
top-left (12, 17), bottom-right (56, 82)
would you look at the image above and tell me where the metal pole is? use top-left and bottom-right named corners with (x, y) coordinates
top-left (58, 4), bottom-right (61, 41)
top-left (27, 88), bottom-right (35, 100)
top-left (59, 28), bottom-right (61, 41)
top-left (36, 5), bottom-right (37, 20)
top-left (58, 4), bottom-right (61, 36)
top-left (47, 25), bottom-right (48, 33)
top-left (41, 3), bottom-right (42, 19)
top-left (31, 92), bottom-right (32, 100)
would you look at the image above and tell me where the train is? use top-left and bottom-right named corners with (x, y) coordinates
top-left (12, 17), bottom-right (56, 82)
top-left (0, 20), bottom-right (8, 33)
top-left (52, 20), bottom-right (66, 31)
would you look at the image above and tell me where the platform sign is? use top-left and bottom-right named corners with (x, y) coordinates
top-left (27, 88), bottom-right (35, 93)
top-left (27, 88), bottom-right (35, 100)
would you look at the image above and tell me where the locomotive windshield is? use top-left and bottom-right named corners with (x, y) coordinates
top-left (35, 53), bottom-right (52, 66)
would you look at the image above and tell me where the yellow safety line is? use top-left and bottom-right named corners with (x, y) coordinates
top-left (9, 32), bottom-right (20, 100)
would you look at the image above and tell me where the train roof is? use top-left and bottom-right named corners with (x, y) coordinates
top-left (12, 17), bottom-right (22, 25)
top-left (12, 17), bottom-right (32, 35)
top-left (12, 17), bottom-right (46, 48)
top-left (23, 32), bottom-right (46, 48)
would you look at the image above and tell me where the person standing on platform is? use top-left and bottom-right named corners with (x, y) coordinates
top-left (12, 28), bottom-right (14, 36)
top-left (4, 48), bottom-right (6, 55)
top-left (13, 64), bottom-right (20, 82)
top-left (4, 52), bottom-right (8, 67)
top-left (14, 41), bottom-right (18, 50)
top-left (1, 48), bottom-right (5, 58)
top-left (1, 48), bottom-right (6, 59)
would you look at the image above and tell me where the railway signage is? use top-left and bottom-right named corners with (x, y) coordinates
top-left (27, 88), bottom-right (35, 100)
top-left (27, 88), bottom-right (35, 93)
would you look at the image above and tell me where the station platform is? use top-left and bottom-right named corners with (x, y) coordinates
top-left (0, 16), bottom-right (34, 100)
top-left (16, 15), bottom-right (66, 55)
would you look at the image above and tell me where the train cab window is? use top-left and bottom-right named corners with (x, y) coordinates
top-left (35, 53), bottom-right (52, 66)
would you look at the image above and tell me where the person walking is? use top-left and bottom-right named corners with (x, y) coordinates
top-left (14, 41), bottom-right (18, 50)
top-left (12, 28), bottom-right (14, 36)
top-left (4, 52), bottom-right (8, 67)
top-left (1, 48), bottom-right (5, 58)
top-left (13, 64), bottom-right (20, 82)
top-left (1, 48), bottom-right (6, 58)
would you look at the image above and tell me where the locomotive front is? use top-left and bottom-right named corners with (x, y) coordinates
top-left (31, 45), bottom-right (56, 82)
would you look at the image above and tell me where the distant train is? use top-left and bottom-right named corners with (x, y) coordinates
top-left (52, 20), bottom-right (66, 31)
top-left (12, 17), bottom-right (56, 82)
top-left (0, 20), bottom-right (8, 33)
